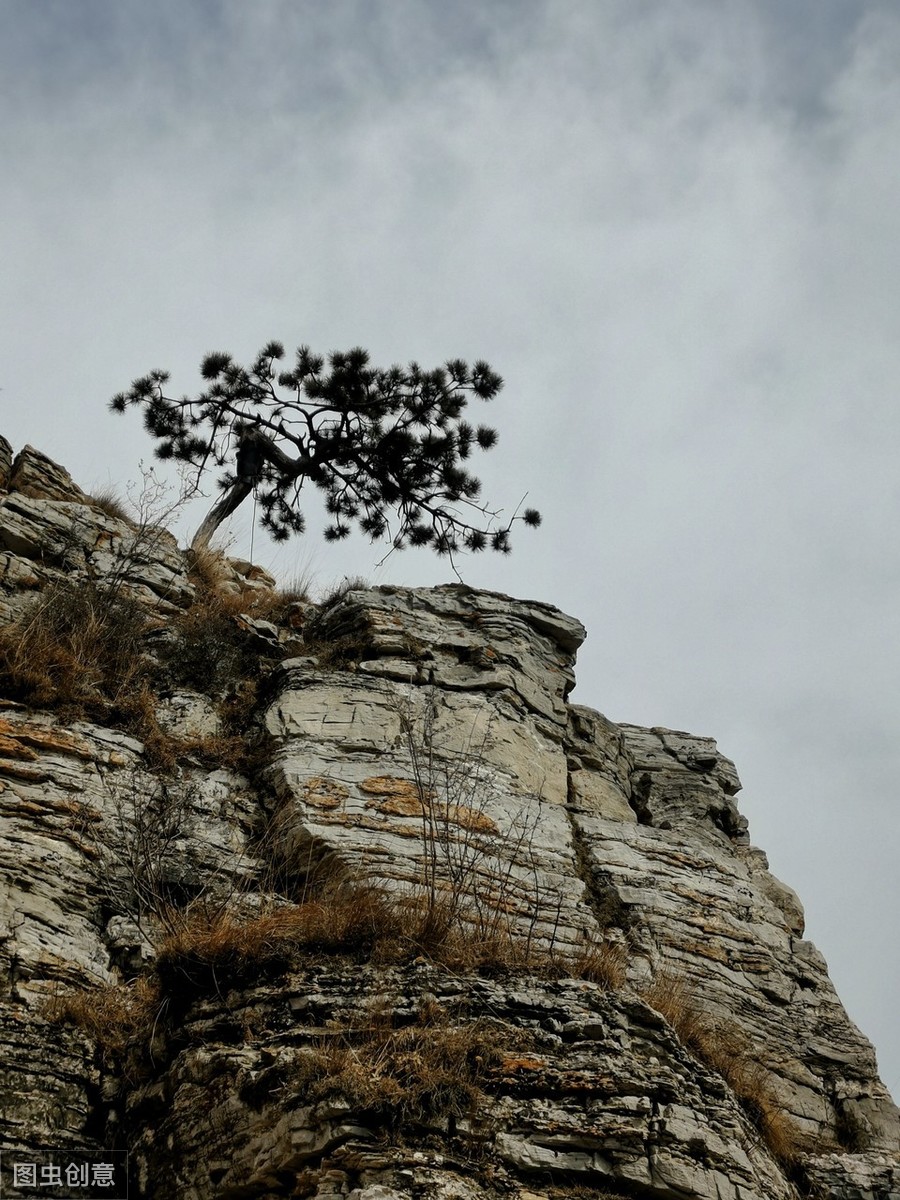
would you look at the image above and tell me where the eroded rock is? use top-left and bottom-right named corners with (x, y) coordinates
top-left (0, 438), bottom-right (896, 1197)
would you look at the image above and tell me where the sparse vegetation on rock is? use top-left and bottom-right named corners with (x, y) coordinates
top-left (2, 436), bottom-right (897, 1200)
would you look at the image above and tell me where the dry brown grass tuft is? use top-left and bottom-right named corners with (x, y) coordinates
top-left (723, 1056), bottom-right (806, 1168)
top-left (89, 486), bottom-right (134, 524)
top-left (569, 939), bottom-right (629, 990)
top-left (362, 884), bottom-right (589, 976)
top-left (0, 570), bottom-right (266, 770)
top-left (547, 1190), bottom-right (634, 1200)
top-left (153, 885), bottom-right (403, 998)
top-left (151, 879), bottom-right (635, 1000)
top-left (641, 969), bottom-right (806, 1168)
top-left (186, 545), bottom-right (236, 596)
top-left (45, 975), bottom-right (161, 1063)
top-left (294, 1002), bottom-right (507, 1128)
top-left (137, 719), bottom-right (252, 775)
top-left (0, 580), bottom-right (149, 716)
top-left (316, 574), bottom-right (371, 609)
top-left (641, 970), bottom-right (715, 1058)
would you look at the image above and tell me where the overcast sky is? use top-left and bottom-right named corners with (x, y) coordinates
top-left (2, 0), bottom-right (899, 1100)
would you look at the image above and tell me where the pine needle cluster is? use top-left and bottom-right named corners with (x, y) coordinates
top-left (111, 342), bottom-right (541, 560)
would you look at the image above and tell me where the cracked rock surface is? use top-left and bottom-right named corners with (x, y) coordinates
top-left (1, 440), bottom-right (897, 1199)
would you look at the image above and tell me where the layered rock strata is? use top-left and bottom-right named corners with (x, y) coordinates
top-left (0, 440), bottom-right (897, 1199)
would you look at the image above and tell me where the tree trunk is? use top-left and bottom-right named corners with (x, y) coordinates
top-left (189, 428), bottom-right (313, 553)
top-left (190, 477), bottom-right (255, 552)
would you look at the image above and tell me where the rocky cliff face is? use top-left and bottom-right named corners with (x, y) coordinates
top-left (0, 436), bottom-right (897, 1200)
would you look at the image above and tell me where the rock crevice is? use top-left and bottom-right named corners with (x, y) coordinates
top-left (0, 439), bottom-right (897, 1200)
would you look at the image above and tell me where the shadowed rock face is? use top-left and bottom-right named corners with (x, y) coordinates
top-left (0, 439), bottom-right (897, 1200)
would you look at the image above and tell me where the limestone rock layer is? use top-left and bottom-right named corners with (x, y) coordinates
top-left (0, 440), bottom-right (897, 1200)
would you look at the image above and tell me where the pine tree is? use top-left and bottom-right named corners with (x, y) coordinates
top-left (111, 341), bottom-right (541, 561)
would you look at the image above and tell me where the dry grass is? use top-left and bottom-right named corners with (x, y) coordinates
top-left (89, 486), bottom-right (134, 524)
top-left (159, 589), bottom-right (263, 693)
top-left (641, 970), bottom-right (805, 1168)
top-left (293, 1002), bottom-right (507, 1129)
top-left (641, 971), bottom-right (714, 1058)
top-left (0, 577), bottom-right (265, 774)
top-left (279, 566), bottom-right (316, 605)
top-left (163, 551), bottom-right (307, 694)
top-left (150, 881), bottom-right (632, 1005)
top-left (316, 574), bottom-right (370, 609)
top-left (0, 579), bottom-right (150, 716)
top-left (45, 976), bottom-right (161, 1063)
top-left (153, 886), bottom-right (400, 999)
top-left (186, 545), bottom-right (236, 595)
top-left (569, 939), bottom-right (628, 990)
top-left (546, 1190), bottom-right (635, 1200)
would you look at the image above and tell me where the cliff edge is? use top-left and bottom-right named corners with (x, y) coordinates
top-left (0, 436), bottom-right (897, 1200)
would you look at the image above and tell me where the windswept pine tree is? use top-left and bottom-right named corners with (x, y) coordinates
top-left (111, 341), bottom-right (541, 562)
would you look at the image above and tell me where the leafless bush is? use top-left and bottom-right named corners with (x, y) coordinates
top-left (82, 773), bottom-right (203, 941)
top-left (158, 588), bottom-right (263, 693)
top-left (84, 768), bottom-right (253, 951)
top-left (397, 691), bottom-right (564, 958)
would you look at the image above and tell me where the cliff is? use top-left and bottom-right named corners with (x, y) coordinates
top-left (0, 436), bottom-right (897, 1200)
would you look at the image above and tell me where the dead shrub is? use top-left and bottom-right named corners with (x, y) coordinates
top-left (85, 772), bottom-right (213, 941)
top-left (394, 691), bottom-right (572, 963)
top-left (158, 589), bottom-right (262, 693)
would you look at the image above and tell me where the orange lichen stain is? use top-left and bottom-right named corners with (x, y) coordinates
top-left (302, 777), bottom-right (349, 809)
top-left (0, 734), bottom-right (38, 761)
top-left (442, 803), bottom-right (497, 833)
top-left (500, 1055), bottom-right (546, 1072)
top-left (360, 776), bottom-right (497, 832)
top-left (360, 775), bottom-right (422, 797)
top-left (0, 716), bottom-right (95, 761)
top-left (1, 763), bottom-right (51, 784)
top-left (682, 939), bottom-right (729, 964)
top-left (360, 775), bottom-right (429, 816)
top-left (379, 795), bottom-right (427, 817)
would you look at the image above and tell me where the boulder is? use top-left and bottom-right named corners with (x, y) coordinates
top-left (8, 444), bottom-right (89, 502)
